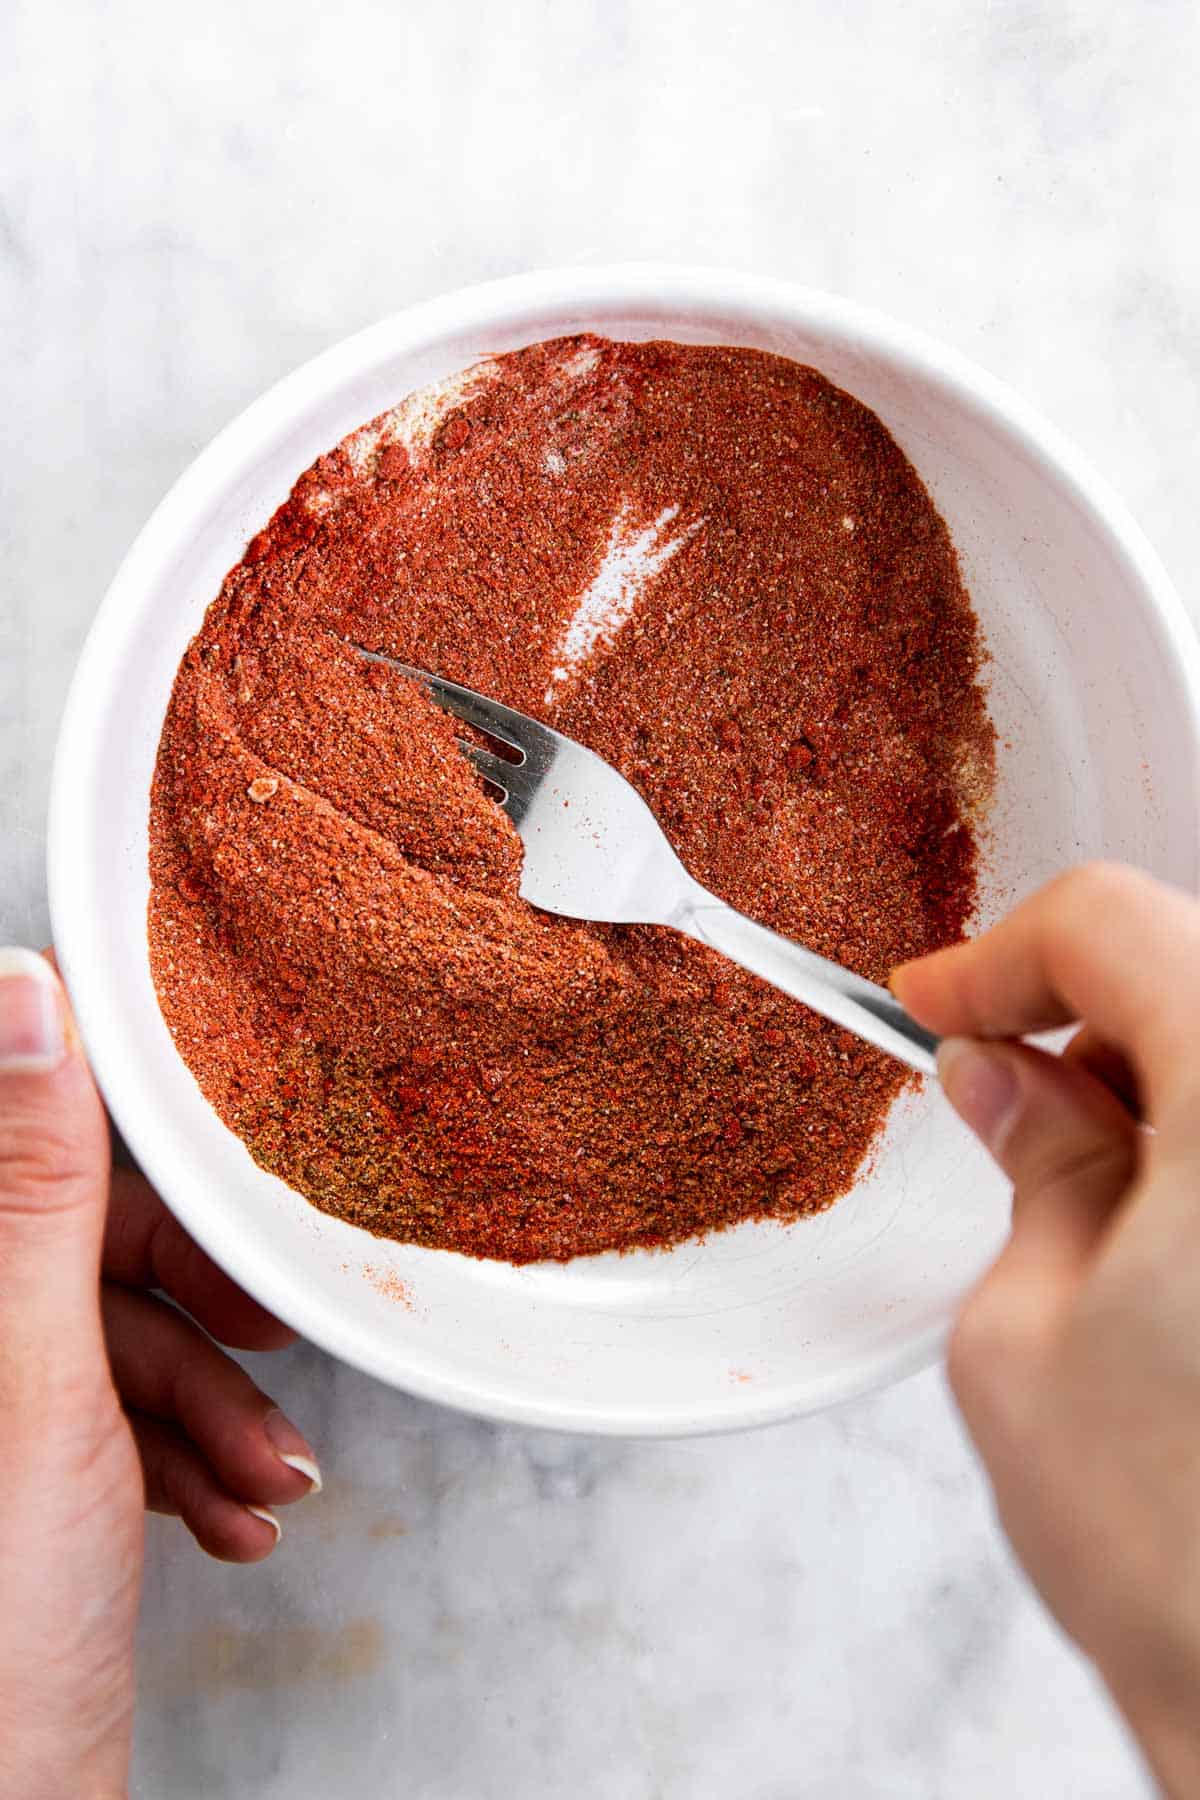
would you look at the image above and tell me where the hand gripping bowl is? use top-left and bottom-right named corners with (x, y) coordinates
top-left (48, 267), bottom-right (1200, 1435)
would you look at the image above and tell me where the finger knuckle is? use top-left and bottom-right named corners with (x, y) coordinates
top-left (159, 1447), bottom-right (210, 1525)
top-left (0, 1117), bottom-right (93, 1211)
top-left (166, 1463), bottom-right (198, 1516)
top-left (1024, 1136), bottom-right (1133, 1208)
top-left (1056, 860), bottom-right (1145, 923)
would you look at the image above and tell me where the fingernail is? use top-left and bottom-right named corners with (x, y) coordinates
top-left (263, 1408), bottom-right (323, 1493)
top-left (937, 1037), bottom-right (1022, 1157)
top-left (246, 1504), bottom-right (282, 1544)
top-left (0, 948), bottom-right (66, 1073)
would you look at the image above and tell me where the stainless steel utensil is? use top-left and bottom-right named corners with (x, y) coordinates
top-left (361, 653), bottom-right (940, 1075)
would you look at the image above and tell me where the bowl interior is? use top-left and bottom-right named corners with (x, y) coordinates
top-left (49, 273), bottom-right (1200, 1432)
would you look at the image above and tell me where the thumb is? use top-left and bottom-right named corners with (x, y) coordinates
top-left (0, 948), bottom-right (110, 1415)
top-left (939, 1037), bottom-right (1140, 1277)
top-left (939, 1037), bottom-right (1140, 1441)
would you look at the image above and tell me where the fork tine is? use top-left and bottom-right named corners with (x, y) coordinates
top-left (356, 650), bottom-right (545, 761)
top-left (456, 740), bottom-right (537, 827)
top-left (457, 739), bottom-right (532, 797)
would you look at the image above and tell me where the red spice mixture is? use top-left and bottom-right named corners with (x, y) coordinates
top-left (149, 336), bottom-right (994, 1263)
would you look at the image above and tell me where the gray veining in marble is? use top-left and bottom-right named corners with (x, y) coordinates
top-left (5, 0), bottom-right (1198, 1793)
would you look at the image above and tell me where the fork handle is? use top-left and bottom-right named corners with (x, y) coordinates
top-left (676, 893), bottom-right (939, 1077)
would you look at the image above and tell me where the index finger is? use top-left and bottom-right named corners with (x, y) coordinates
top-left (104, 1166), bottom-right (297, 1351)
top-left (891, 863), bottom-right (1200, 1122)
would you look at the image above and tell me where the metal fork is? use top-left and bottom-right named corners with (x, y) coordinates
top-left (361, 654), bottom-right (939, 1075)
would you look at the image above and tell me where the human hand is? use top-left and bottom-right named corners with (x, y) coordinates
top-left (0, 948), bottom-right (321, 1799)
top-left (892, 864), bottom-right (1200, 1798)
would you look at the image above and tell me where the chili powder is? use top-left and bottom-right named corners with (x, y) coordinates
top-left (148, 335), bottom-right (994, 1264)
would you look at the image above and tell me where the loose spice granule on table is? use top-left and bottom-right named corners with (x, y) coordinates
top-left (149, 335), bottom-right (995, 1264)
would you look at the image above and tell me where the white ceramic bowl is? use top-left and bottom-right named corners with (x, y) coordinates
top-left (49, 266), bottom-right (1200, 1435)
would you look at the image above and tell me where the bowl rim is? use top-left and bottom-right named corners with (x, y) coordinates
top-left (47, 263), bottom-right (1200, 1435)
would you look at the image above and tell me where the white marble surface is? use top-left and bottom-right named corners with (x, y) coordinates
top-left (4, 0), bottom-right (1199, 1792)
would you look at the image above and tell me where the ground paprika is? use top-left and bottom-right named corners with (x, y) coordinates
top-left (149, 335), bottom-right (994, 1263)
